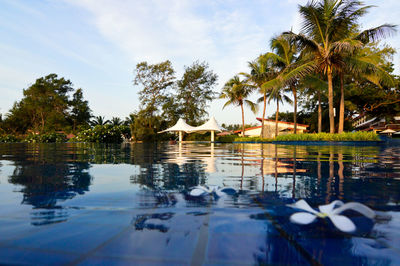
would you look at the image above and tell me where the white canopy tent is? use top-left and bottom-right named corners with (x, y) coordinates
top-left (158, 118), bottom-right (196, 141)
top-left (159, 117), bottom-right (224, 142)
top-left (190, 117), bottom-right (224, 142)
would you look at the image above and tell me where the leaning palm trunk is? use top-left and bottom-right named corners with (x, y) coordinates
top-left (338, 74), bottom-right (345, 133)
top-left (318, 90), bottom-right (322, 133)
top-left (261, 92), bottom-right (267, 138)
top-left (240, 103), bottom-right (245, 137)
top-left (292, 86), bottom-right (297, 134)
top-left (275, 100), bottom-right (279, 138)
top-left (327, 68), bottom-right (335, 133)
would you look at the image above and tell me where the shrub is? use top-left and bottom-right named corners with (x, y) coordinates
top-left (23, 132), bottom-right (67, 143)
top-left (0, 134), bottom-right (20, 143)
top-left (73, 125), bottom-right (130, 143)
top-left (233, 136), bottom-right (274, 142)
top-left (274, 132), bottom-right (380, 142)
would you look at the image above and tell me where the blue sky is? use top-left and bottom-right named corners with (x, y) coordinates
top-left (1, 0), bottom-right (399, 125)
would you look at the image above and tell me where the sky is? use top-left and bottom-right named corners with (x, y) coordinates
top-left (1, 0), bottom-right (399, 125)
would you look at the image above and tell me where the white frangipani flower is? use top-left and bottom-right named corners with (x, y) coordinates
top-left (288, 199), bottom-right (376, 233)
top-left (189, 185), bottom-right (236, 197)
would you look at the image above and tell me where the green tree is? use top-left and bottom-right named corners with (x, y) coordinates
top-left (220, 76), bottom-right (257, 136)
top-left (90, 116), bottom-right (110, 126)
top-left (111, 117), bottom-right (123, 126)
top-left (175, 61), bottom-right (217, 125)
top-left (133, 61), bottom-right (175, 128)
top-left (241, 57), bottom-right (273, 138)
top-left (266, 86), bottom-right (292, 137)
top-left (287, 0), bottom-right (395, 133)
top-left (70, 88), bottom-right (92, 131)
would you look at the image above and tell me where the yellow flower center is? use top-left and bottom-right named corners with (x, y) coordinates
top-left (317, 212), bottom-right (329, 218)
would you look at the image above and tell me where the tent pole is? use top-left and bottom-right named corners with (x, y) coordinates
top-left (179, 131), bottom-right (183, 142)
top-left (211, 130), bottom-right (215, 142)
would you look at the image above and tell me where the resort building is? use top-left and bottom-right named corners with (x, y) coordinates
top-left (234, 118), bottom-right (309, 138)
top-left (352, 115), bottom-right (400, 136)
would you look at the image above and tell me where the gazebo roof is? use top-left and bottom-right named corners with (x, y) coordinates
top-left (192, 117), bottom-right (224, 133)
top-left (158, 118), bottom-right (196, 133)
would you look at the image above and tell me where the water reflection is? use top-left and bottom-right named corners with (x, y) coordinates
top-left (1, 142), bottom-right (400, 264)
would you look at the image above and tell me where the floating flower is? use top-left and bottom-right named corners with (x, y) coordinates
top-left (189, 185), bottom-right (236, 198)
top-left (288, 199), bottom-right (376, 233)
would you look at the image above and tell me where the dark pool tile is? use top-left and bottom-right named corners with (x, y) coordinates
top-left (207, 233), bottom-right (309, 265)
top-left (208, 215), bottom-right (269, 234)
top-left (0, 219), bottom-right (42, 242)
top-left (94, 229), bottom-right (198, 262)
top-left (78, 255), bottom-right (187, 266)
top-left (0, 246), bottom-right (77, 265)
top-left (9, 222), bottom-right (125, 254)
top-left (69, 210), bottom-right (134, 226)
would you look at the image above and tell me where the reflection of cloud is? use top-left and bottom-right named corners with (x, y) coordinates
top-left (351, 211), bottom-right (400, 264)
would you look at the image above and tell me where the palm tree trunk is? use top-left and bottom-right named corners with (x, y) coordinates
top-left (275, 100), bottom-right (279, 138)
top-left (338, 73), bottom-right (345, 133)
top-left (241, 103), bottom-right (245, 137)
top-left (318, 90), bottom-right (322, 133)
top-left (261, 92), bottom-right (266, 138)
top-left (292, 86), bottom-right (297, 134)
top-left (327, 68), bottom-right (335, 133)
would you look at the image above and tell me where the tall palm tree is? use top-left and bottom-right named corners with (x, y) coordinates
top-left (220, 76), bottom-right (257, 136)
top-left (262, 35), bottom-right (300, 133)
top-left (286, 0), bottom-right (395, 133)
top-left (337, 43), bottom-right (396, 132)
top-left (241, 58), bottom-right (273, 138)
top-left (267, 86), bottom-right (292, 138)
top-left (111, 117), bottom-right (123, 126)
top-left (90, 116), bottom-right (110, 126)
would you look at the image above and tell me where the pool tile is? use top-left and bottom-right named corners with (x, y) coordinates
top-left (94, 228), bottom-right (198, 262)
top-left (8, 221), bottom-right (125, 254)
top-left (0, 246), bottom-right (78, 265)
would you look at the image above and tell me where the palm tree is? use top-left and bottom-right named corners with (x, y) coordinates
top-left (286, 0), bottom-right (395, 133)
top-left (267, 86), bottom-right (292, 138)
top-left (90, 116), bottom-right (110, 126)
top-left (241, 58), bottom-right (274, 138)
top-left (220, 76), bottom-right (258, 136)
top-left (111, 117), bottom-right (123, 126)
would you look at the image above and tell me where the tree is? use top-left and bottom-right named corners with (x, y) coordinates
top-left (220, 76), bottom-right (257, 136)
top-left (133, 61), bottom-right (175, 128)
top-left (110, 117), bottom-right (123, 126)
top-left (4, 74), bottom-right (76, 133)
top-left (287, 0), bottom-right (395, 133)
top-left (90, 116), bottom-right (110, 126)
top-left (70, 88), bottom-right (92, 131)
top-left (266, 86), bottom-right (292, 137)
top-left (175, 61), bottom-right (217, 125)
top-left (241, 57), bottom-right (273, 138)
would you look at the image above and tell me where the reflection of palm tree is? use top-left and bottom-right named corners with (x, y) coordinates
top-left (292, 146), bottom-right (297, 199)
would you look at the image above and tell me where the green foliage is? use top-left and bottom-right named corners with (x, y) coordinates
top-left (70, 88), bottom-right (92, 131)
top-left (216, 135), bottom-right (238, 143)
top-left (234, 137), bottom-right (274, 142)
top-left (174, 61), bottom-right (217, 125)
top-left (274, 132), bottom-right (380, 141)
top-left (0, 134), bottom-right (20, 143)
top-left (23, 133), bottom-right (67, 143)
top-left (3, 74), bottom-right (92, 134)
top-left (74, 125), bottom-right (130, 143)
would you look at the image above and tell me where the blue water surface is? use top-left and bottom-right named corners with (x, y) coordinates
top-left (0, 141), bottom-right (399, 265)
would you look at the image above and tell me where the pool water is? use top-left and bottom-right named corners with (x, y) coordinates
top-left (0, 142), bottom-right (399, 265)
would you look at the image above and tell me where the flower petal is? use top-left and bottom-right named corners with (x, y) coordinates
top-left (288, 199), bottom-right (318, 214)
top-left (329, 214), bottom-right (356, 232)
top-left (189, 187), bottom-right (209, 197)
top-left (290, 212), bottom-right (317, 225)
top-left (331, 202), bottom-right (376, 219)
top-left (218, 187), bottom-right (236, 195)
top-left (319, 200), bottom-right (344, 214)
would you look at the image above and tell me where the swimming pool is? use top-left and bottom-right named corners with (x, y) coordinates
top-left (0, 142), bottom-right (399, 265)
